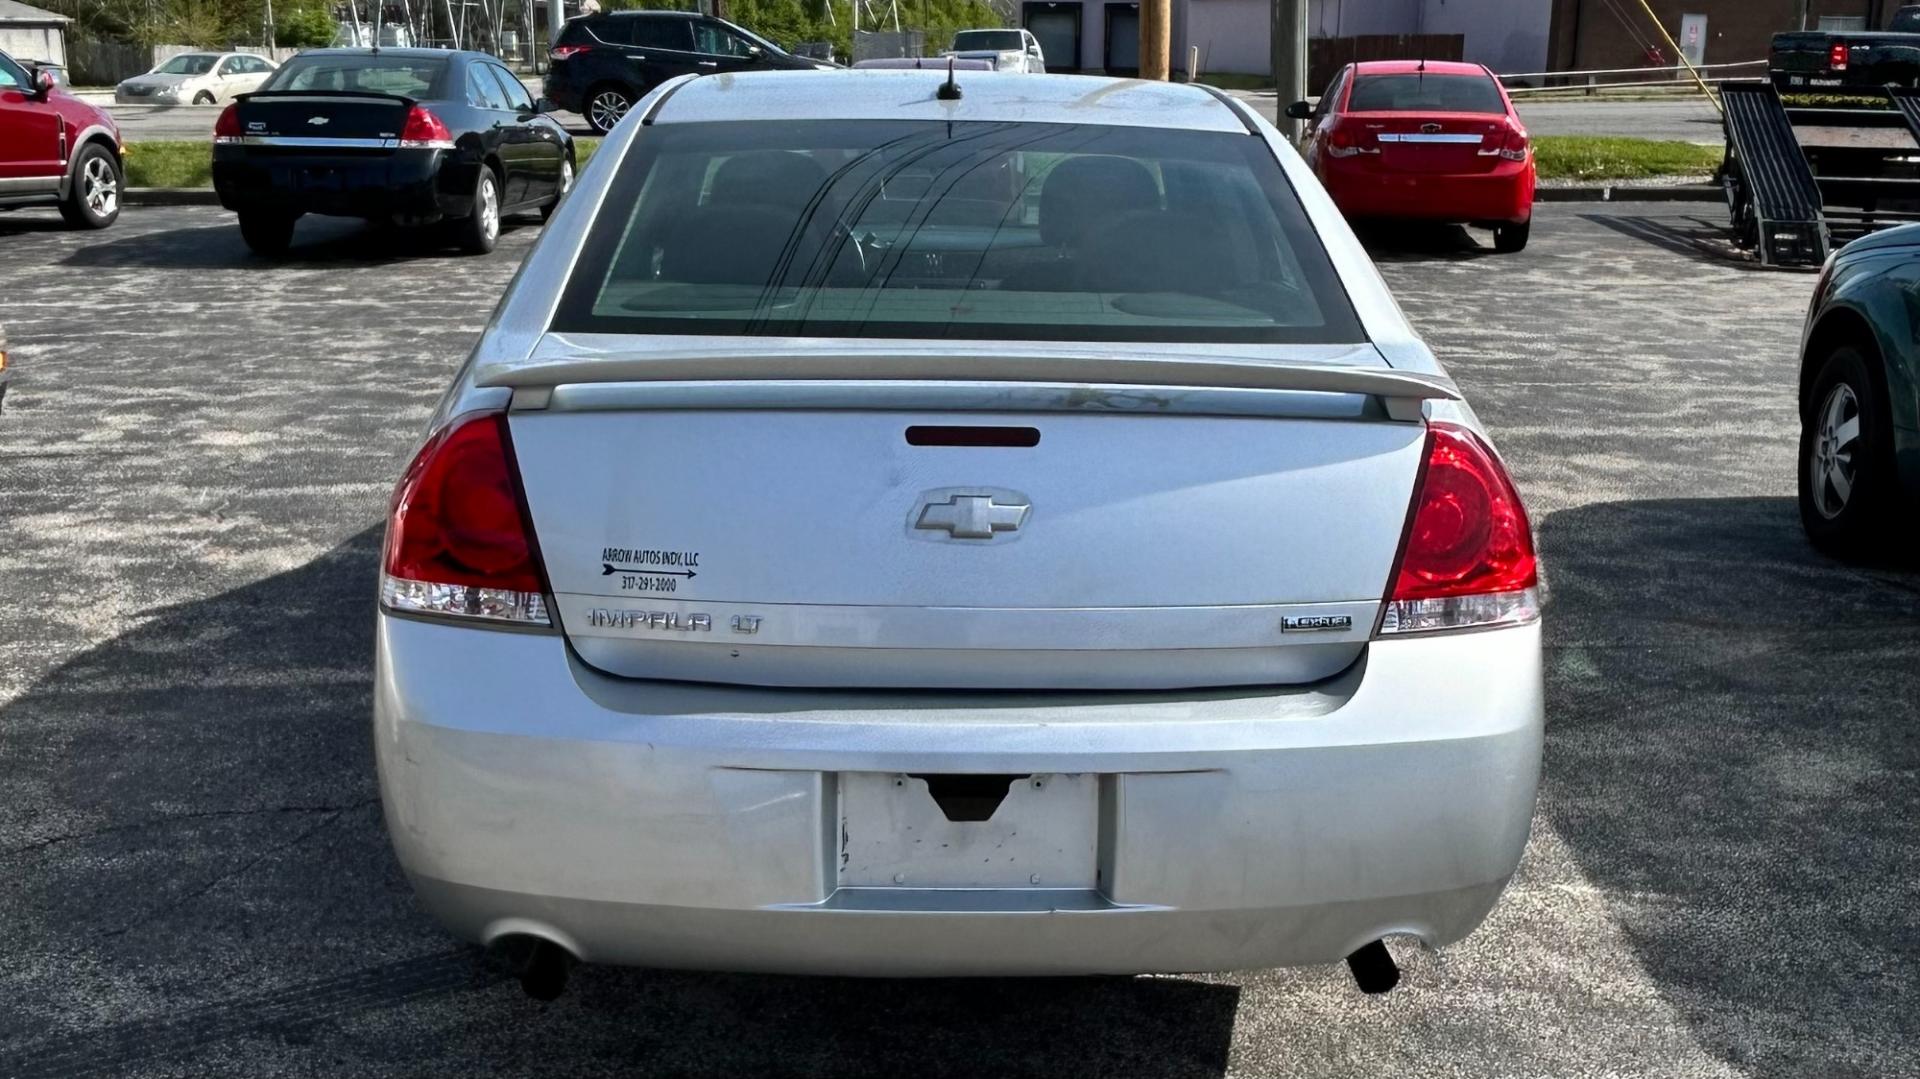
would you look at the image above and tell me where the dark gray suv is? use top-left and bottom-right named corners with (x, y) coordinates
top-left (545, 11), bottom-right (834, 133)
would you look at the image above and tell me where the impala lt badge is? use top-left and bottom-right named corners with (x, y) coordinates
top-left (1283, 615), bottom-right (1354, 633)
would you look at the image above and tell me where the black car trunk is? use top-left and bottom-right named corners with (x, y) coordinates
top-left (231, 91), bottom-right (415, 144)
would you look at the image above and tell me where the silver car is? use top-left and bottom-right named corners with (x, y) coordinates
top-left (114, 51), bottom-right (277, 105)
top-left (375, 71), bottom-right (1543, 1000)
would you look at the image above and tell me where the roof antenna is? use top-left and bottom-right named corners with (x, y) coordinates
top-left (937, 55), bottom-right (962, 101)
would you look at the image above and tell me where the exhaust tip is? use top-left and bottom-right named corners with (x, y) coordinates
top-left (494, 934), bottom-right (576, 1001)
top-left (1345, 939), bottom-right (1400, 995)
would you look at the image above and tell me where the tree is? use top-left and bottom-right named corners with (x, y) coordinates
top-left (275, 5), bottom-right (336, 47)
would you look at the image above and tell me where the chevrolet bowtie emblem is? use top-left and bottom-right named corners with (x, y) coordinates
top-left (915, 494), bottom-right (1030, 539)
top-left (307, 115), bottom-right (330, 125)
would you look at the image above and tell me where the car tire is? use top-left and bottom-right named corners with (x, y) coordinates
top-left (455, 167), bottom-right (502, 255)
top-left (57, 143), bottom-right (122, 230)
top-left (1493, 218), bottom-right (1530, 253)
top-left (193, 90), bottom-right (215, 105)
top-left (585, 85), bottom-right (635, 134)
top-left (540, 156), bottom-right (575, 223)
top-left (238, 211), bottom-right (297, 256)
top-left (1799, 344), bottom-right (1905, 557)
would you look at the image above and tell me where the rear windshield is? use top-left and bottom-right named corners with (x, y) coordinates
top-left (1348, 73), bottom-right (1505, 114)
top-left (953, 31), bottom-right (1024, 51)
top-left (262, 55), bottom-right (447, 96)
top-left (553, 120), bottom-right (1361, 344)
top-left (156, 54), bottom-right (220, 75)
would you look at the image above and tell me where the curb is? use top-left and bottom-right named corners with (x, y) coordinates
top-left (1536, 184), bottom-right (1722, 203)
top-left (126, 188), bottom-right (221, 206)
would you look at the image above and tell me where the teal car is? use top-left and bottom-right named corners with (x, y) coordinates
top-left (1798, 226), bottom-right (1920, 556)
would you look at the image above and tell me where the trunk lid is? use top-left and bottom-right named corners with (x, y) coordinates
top-left (497, 341), bottom-right (1450, 691)
top-left (229, 90), bottom-right (414, 144)
top-left (1347, 111), bottom-right (1509, 174)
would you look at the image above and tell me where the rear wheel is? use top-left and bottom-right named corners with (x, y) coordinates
top-left (540, 156), bottom-right (575, 223)
top-left (58, 144), bottom-right (121, 230)
top-left (1799, 344), bottom-right (1905, 557)
top-left (238, 211), bottom-right (297, 255)
top-left (1493, 218), bottom-right (1530, 253)
top-left (585, 85), bottom-right (634, 134)
top-left (455, 167), bottom-right (501, 255)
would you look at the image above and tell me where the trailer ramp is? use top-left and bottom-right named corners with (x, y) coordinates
top-left (1721, 81), bottom-right (1826, 267)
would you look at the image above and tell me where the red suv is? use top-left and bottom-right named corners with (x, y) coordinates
top-left (0, 48), bottom-right (124, 229)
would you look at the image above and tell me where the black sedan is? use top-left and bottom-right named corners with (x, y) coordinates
top-left (212, 49), bottom-right (573, 255)
top-left (1797, 225), bottom-right (1920, 557)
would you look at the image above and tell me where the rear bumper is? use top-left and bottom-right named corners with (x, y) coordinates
top-left (541, 64), bottom-right (589, 113)
top-left (212, 147), bottom-right (474, 222)
top-left (1324, 159), bottom-right (1535, 224)
top-left (375, 614), bottom-right (1543, 976)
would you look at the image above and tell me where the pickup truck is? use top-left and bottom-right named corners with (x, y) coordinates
top-left (1771, 6), bottom-right (1920, 90)
top-left (945, 28), bottom-right (1045, 73)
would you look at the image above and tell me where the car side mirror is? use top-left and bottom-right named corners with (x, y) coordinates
top-left (29, 67), bottom-right (55, 99)
top-left (1284, 100), bottom-right (1314, 121)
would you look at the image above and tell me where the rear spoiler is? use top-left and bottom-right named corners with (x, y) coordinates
top-left (236, 89), bottom-right (417, 105)
top-left (477, 348), bottom-right (1462, 422)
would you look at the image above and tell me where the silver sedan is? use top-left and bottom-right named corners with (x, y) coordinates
top-left (373, 70), bottom-right (1544, 1000)
top-left (114, 51), bottom-right (277, 105)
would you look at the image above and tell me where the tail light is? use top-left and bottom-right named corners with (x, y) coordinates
top-left (213, 103), bottom-right (242, 142)
top-left (1325, 122), bottom-right (1378, 159)
top-left (1499, 125), bottom-right (1530, 162)
top-left (1830, 41), bottom-right (1850, 71)
top-left (1377, 423), bottom-right (1539, 636)
top-left (550, 44), bottom-right (593, 60)
top-left (381, 413), bottom-right (551, 627)
top-left (398, 105), bottom-right (455, 149)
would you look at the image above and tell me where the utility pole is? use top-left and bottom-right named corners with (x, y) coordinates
top-left (1271, 0), bottom-right (1306, 138)
top-left (1141, 0), bottom-right (1169, 79)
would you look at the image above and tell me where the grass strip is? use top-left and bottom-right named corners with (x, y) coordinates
top-left (1532, 135), bottom-right (1721, 182)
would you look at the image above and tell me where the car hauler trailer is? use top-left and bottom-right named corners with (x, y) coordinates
top-left (1723, 80), bottom-right (1920, 267)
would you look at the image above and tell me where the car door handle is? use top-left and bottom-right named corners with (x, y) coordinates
top-left (697, 60), bottom-right (718, 67)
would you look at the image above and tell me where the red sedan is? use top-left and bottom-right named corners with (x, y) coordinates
top-left (1290, 60), bottom-right (1535, 252)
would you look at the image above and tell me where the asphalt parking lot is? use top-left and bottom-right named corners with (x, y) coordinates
top-left (1, 203), bottom-right (1915, 1078)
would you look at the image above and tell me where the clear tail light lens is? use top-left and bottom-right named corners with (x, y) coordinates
top-left (398, 105), bottom-right (455, 149)
top-left (381, 413), bottom-right (551, 627)
top-left (213, 103), bottom-right (242, 142)
top-left (1830, 41), bottom-right (1850, 71)
top-left (1377, 422), bottom-right (1539, 635)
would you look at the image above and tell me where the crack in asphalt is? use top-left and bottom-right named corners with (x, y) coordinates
top-left (97, 799), bottom-right (380, 939)
top-left (0, 801), bottom-right (380, 861)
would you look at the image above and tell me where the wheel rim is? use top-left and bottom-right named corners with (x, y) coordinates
top-left (83, 156), bottom-right (118, 218)
top-left (1810, 383), bottom-right (1862, 520)
top-left (479, 175), bottom-right (499, 241)
top-left (589, 91), bottom-right (630, 131)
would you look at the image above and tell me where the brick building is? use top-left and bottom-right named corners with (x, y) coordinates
top-left (1546, 0), bottom-right (1906, 73)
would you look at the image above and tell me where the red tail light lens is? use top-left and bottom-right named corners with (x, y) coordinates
top-left (550, 44), bottom-right (593, 60)
top-left (213, 103), bottom-right (242, 142)
top-left (381, 413), bottom-right (550, 626)
top-left (1378, 423), bottom-right (1539, 635)
top-left (1325, 122), bottom-right (1378, 159)
top-left (1499, 125), bottom-right (1530, 162)
top-left (398, 105), bottom-right (455, 149)
top-left (1830, 41), bottom-right (1850, 71)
